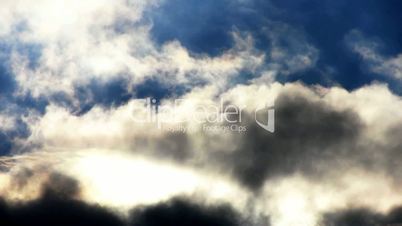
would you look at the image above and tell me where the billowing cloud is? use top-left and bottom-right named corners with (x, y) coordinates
top-left (3, 0), bottom-right (265, 103)
top-left (0, 81), bottom-right (399, 226)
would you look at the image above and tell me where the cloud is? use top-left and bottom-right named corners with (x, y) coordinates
top-left (0, 2), bottom-right (402, 226)
top-left (0, 0), bottom-right (321, 158)
top-left (0, 195), bottom-right (249, 226)
top-left (129, 198), bottom-right (246, 226)
top-left (11, 82), bottom-right (402, 218)
top-left (222, 92), bottom-right (362, 190)
top-left (322, 206), bottom-right (402, 226)
top-left (3, 150), bottom-right (402, 226)
top-left (346, 30), bottom-right (402, 80)
top-left (5, 1), bottom-right (264, 103)
top-left (0, 100), bottom-right (34, 155)
top-left (150, 0), bottom-right (319, 76)
top-left (0, 0), bottom-right (323, 115)
top-left (20, 170), bottom-right (392, 226)
top-left (0, 168), bottom-right (251, 226)
top-left (22, 82), bottom-right (402, 190)
top-left (0, 172), bottom-right (126, 226)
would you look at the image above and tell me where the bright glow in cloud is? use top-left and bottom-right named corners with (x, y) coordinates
top-left (66, 150), bottom-right (248, 209)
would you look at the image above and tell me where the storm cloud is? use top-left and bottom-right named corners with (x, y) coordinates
top-left (0, 172), bottom-right (249, 226)
top-left (322, 206), bottom-right (402, 226)
top-left (225, 92), bottom-right (363, 190)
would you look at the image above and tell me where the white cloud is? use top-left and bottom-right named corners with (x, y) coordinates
top-left (0, 113), bottom-right (16, 132)
top-left (346, 30), bottom-right (402, 80)
top-left (263, 21), bottom-right (319, 76)
top-left (23, 81), bottom-right (402, 156)
top-left (0, 0), bottom-right (322, 104)
top-left (2, 0), bottom-right (265, 100)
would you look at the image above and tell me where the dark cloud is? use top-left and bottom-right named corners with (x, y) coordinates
top-left (0, 172), bottom-right (251, 226)
top-left (129, 198), bottom-right (245, 226)
top-left (376, 125), bottom-right (402, 184)
top-left (221, 92), bottom-right (363, 190)
top-left (322, 206), bottom-right (402, 226)
top-left (153, 133), bottom-right (193, 162)
top-left (134, 90), bottom-right (365, 191)
top-left (0, 173), bottom-right (126, 226)
top-left (41, 173), bottom-right (82, 200)
top-left (0, 198), bottom-right (124, 226)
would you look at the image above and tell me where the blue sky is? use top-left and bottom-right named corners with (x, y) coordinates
top-left (148, 0), bottom-right (402, 90)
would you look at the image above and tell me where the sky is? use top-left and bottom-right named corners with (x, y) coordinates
top-left (0, 0), bottom-right (402, 226)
